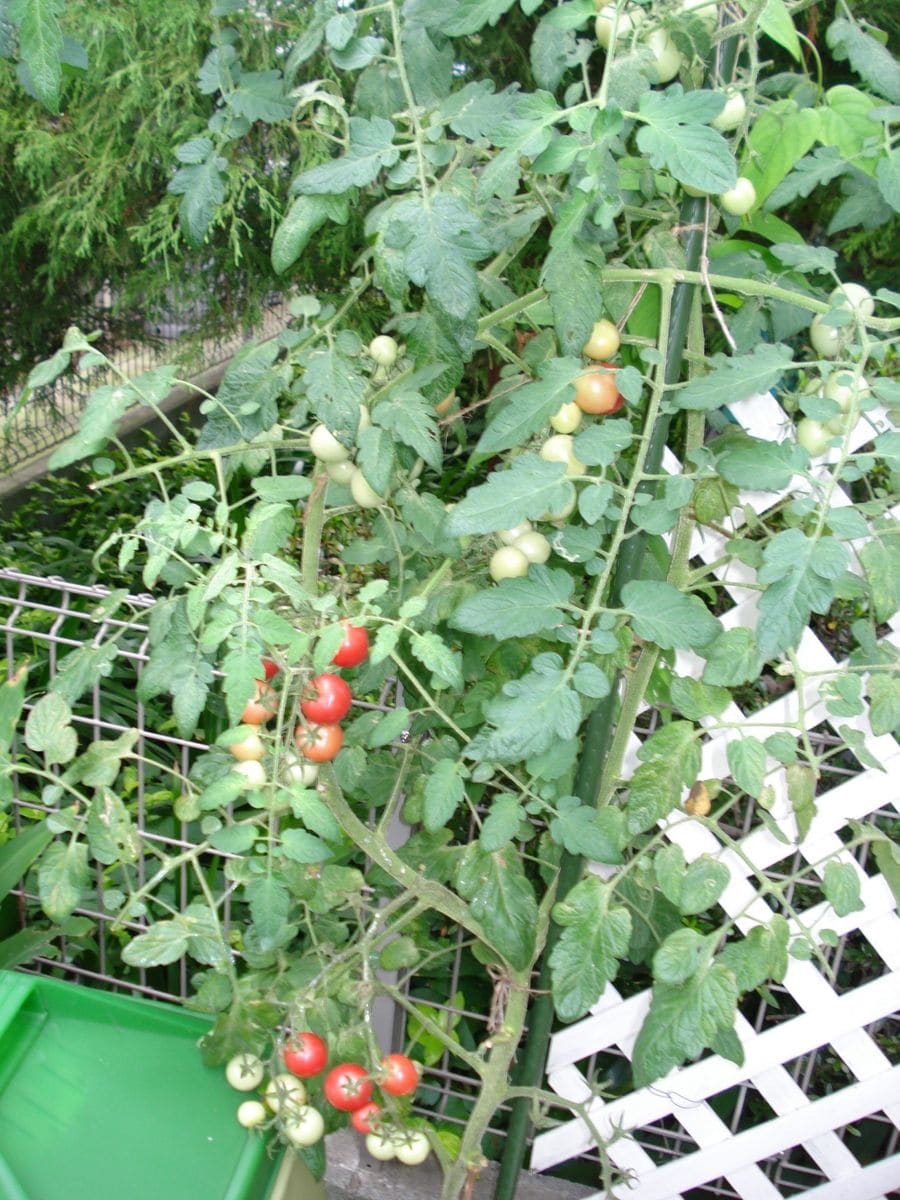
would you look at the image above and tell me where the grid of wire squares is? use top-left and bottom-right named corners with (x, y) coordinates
top-left (531, 389), bottom-right (900, 1198)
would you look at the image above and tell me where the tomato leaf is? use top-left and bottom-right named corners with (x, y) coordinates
top-left (676, 343), bottom-right (793, 411)
top-left (549, 799), bottom-right (624, 863)
top-left (197, 341), bottom-right (281, 450)
top-left (280, 828), bottom-right (335, 864)
top-left (423, 759), bottom-right (466, 832)
top-left (717, 918), bottom-right (789, 992)
top-left (293, 116), bottom-right (399, 193)
top-left (450, 565), bottom-right (575, 640)
top-left (622, 581), bottom-right (720, 650)
top-left (445, 454), bottom-right (573, 535)
top-left (549, 875), bottom-right (631, 1022)
top-left (455, 843), bottom-right (537, 971)
top-left (9, 0), bottom-right (64, 112)
top-left (37, 839), bottom-right (89, 923)
top-left (465, 653), bottom-right (582, 763)
top-left (822, 860), bottom-right (864, 918)
top-left (24, 693), bottom-right (77, 765)
top-left (479, 794), bottom-right (523, 851)
top-left (373, 390), bottom-right (443, 470)
top-left (122, 919), bottom-right (191, 968)
top-left (701, 628), bottom-right (760, 687)
top-left (636, 86), bottom-right (737, 194)
top-left (756, 529), bottom-right (848, 660)
top-left (727, 737), bottom-right (767, 799)
top-left (477, 357), bottom-right (582, 454)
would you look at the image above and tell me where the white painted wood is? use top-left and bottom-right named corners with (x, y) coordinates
top-left (533, 389), bottom-right (900, 1196)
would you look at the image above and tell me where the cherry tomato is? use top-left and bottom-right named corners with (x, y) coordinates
top-left (514, 531), bottom-right (551, 564)
top-left (261, 658), bottom-right (279, 681)
top-left (830, 282), bottom-right (874, 318)
top-left (594, 4), bottom-right (644, 49)
top-left (265, 1073), bottom-right (308, 1113)
top-left (647, 29), bottom-right (682, 83)
top-left (498, 521), bottom-right (532, 545)
top-left (809, 314), bottom-right (846, 358)
top-left (796, 417), bottom-right (831, 457)
top-left (541, 433), bottom-right (586, 478)
top-left (823, 371), bottom-right (869, 412)
top-left (350, 468), bottom-right (384, 508)
top-left (226, 1053), bottom-right (265, 1092)
top-left (369, 335), bottom-right (399, 367)
top-left (282, 1105), bottom-right (325, 1147)
top-left (711, 89), bottom-right (746, 133)
top-left (573, 367), bottom-right (624, 415)
top-left (351, 1102), bottom-right (383, 1134)
top-left (489, 546), bottom-right (529, 582)
top-left (323, 1063), bottom-right (373, 1112)
top-left (295, 722), bottom-right (344, 763)
top-left (582, 318), bottom-right (620, 361)
top-left (284, 1031), bottom-right (328, 1078)
top-left (232, 759), bottom-right (266, 789)
top-left (379, 1054), bottom-right (420, 1098)
top-left (549, 400), bottom-right (583, 434)
top-left (395, 1130), bottom-right (431, 1165)
top-left (241, 682), bottom-right (277, 726)
top-left (332, 622), bottom-right (369, 668)
top-left (365, 1131), bottom-right (397, 1161)
top-left (237, 1100), bottom-right (268, 1128)
top-left (719, 177), bottom-right (756, 216)
top-left (229, 732), bottom-right (265, 763)
top-left (281, 752), bottom-right (319, 787)
top-left (326, 459), bottom-right (357, 486)
top-left (310, 424), bottom-right (351, 463)
top-left (301, 673), bottom-right (352, 724)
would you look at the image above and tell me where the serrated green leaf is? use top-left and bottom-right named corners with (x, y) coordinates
top-left (622, 580), bottom-right (720, 650)
top-left (450, 566), bottom-right (574, 640)
top-left (373, 390), bottom-right (442, 470)
top-left (702, 627), bottom-right (760, 687)
top-left (445, 455), bottom-right (573, 535)
top-left (9, 0), bottom-right (63, 111)
top-left (368, 707), bottom-right (410, 747)
top-left (549, 875), bottom-right (631, 1021)
top-left (409, 631), bottom-right (462, 690)
top-left (717, 918), bottom-right (789, 992)
top-left (625, 758), bottom-right (683, 834)
top-left (0, 820), bottom-right (53, 901)
top-left (637, 720), bottom-right (700, 787)
top-left (280, 828), bottom-right (334, 864)
top-left (244, 875), bottom-right (290, 950)
top-left (632, 962), bottom-right (739, 1086)
top-left (727, 737), bottom-right (767, 798)
top-left (859, 533), bottom-right (900, 622)
top-left (197, 341), bottom-right (281, 451)
top-left (822, 860), bottom-right (864, 917)
top-left (423, 759), bottom-right (466, 832)
top-left (122, 919), bottom-right (189, 967)
top-left (477, 358), bottom-right (581, 455)
top-left (25, 693), bottom-right (76, 765)
top-left (636, 86), bottom-right (737, 194)
top-left (37, 839), bottom-right (88, 923)
top-left (653, 927), bottom-right (709, 984)
top-left (786, 762), bottom-right (817, 841)
top-left (670, 676), bottom-right (731, 720)
top-left (293, 116), bottom-right (399, 193)
top-left (573, 419), bottom-right (633, 467)
top-left (465, 654), bottom-right (581, 764)
top-left (676, 344), bottom-right (793, 411)
top-left (826, 17), bottom-right (900, 104)
top-left (455, 842), bottom-right (537, 970)
top-left (479, 794), bottom-right (522, 851)
top-left (549, 800), bottom-right (623, 863)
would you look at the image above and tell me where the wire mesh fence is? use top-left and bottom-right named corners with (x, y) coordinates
top-left (0, 298), bottom-right (292, 474)
top-left (2, 563), bottom-right (897, 1196)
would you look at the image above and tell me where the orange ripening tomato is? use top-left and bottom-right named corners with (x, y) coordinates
top-left (295, 722), bottom-right (343, 763)
top-left (573, 366), bottom-right (624, 415)
top-left (241, 682), bottom-right (277, 725)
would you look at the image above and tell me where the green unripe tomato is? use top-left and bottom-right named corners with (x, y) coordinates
top-left (325, 459), bottom-right (357, 486)
top-left (829, 282), bottom-right (874, 318)
top-left (369, 334), bottom-right (399, 367)
top-left (549, 401), bottom-right (583, 434)
top-left (498, 521), bottom-right (533, 545)
top-left (514, 531), bottom-right (552, 564)
top-left (489, 546), bottom-right (529, 582)
top-left (809, 314), bottom-right (846, 359)
top-left (719, 177), bottom-right (756, 216)
top-left (232, 759), bottom-right (266, 790)
top-left (237, 1101), bottom-right (268, 1129)
top-left (350, 468), bottom-right (384, 508)
top-left (796, 417), bottom-right (831, 457)
top-left (309, 424), bottom-right (351, 464)
top-left (711, 89), bottom-right (746, 132)
top-left (541, 434), bottom-right (586, 478)
top-left (823, 371), bottom-right (869, 412)
top-left (226, 1053), bottom-right (265, 1092)
top-left (594, 4), bottom-right (644, 49)
top-left (646, 30), bottom-right (683, 84)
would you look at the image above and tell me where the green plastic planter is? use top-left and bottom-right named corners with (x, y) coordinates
top-left (0, 971), bottom-right (284, 1200)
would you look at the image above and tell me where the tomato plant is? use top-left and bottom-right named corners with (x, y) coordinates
top-left (323, 1064), bottom-right (373, 1112)
top-left (283, 1032), bottom-right (328, 1079)
top-left (8, 3), bottom-right (900, 1199)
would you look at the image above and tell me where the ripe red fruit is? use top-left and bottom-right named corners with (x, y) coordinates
top-left (350, 1102), bottom-right (382, 1134)
top-left (261, 657), bottom-right (279, 680)
top-left (301, 673), bottom-right (352, 724)
top-left (379, 1053), bottom-right (420, 1097)
top-left (283, 1031), bottom-right (328, 1079)
top-left (323, 1063), bottom-right (373, 1112)
top-left (332, 623), bottom-right (369, 668)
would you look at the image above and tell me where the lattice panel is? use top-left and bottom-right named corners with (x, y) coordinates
top-left (532, 391), bottom-right (900, 1197)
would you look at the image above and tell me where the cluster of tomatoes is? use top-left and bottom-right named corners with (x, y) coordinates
top-left (306, 335), bottom-right (399, 508)
top-left (797, 283), bottom-right (875, 458)
top-left (488, 318), bottom-right (625, 583)
top-left (228, 621), bottom-right (369, 788)
top-left (224, 1035), bottom-right (430, 1165)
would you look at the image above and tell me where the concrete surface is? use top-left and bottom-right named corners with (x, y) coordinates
top-left (322, 1130), bottom-right (595, 1200)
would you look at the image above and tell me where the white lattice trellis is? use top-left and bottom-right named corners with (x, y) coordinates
top-left (532, 391), bottom-right (900, 1198)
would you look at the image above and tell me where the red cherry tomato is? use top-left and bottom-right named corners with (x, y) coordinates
top-left (283, 1031), bottom-right (328, 1079)
top-left (379, 1053), bottom-right (420, 1098)
top-left (573, 366), bottom-right (624, 415)
top-left (261, 657), bottom-right (279, 680)
top-left (332, 623), bottom-right (369, 668)
top-left (301, 673), bottom-right (352, 724)
top-left (350, 1102), bottom-right (383, 1134)
top-left (241, 682), bottom-right (277, 725)
top-left (323, 1063), bottom-right (373, 1112)
top-left (295, 722), bottom-right (343, 763)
